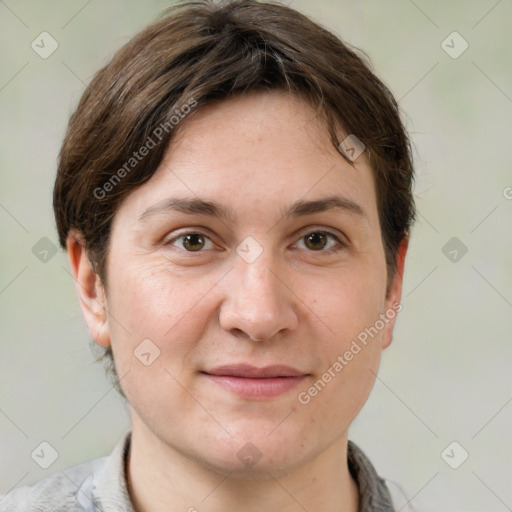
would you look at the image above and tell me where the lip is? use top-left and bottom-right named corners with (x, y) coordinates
top-left (201, 364), bottom-right (308, 399)
top-left (205, 364), bottom-right (306, 378)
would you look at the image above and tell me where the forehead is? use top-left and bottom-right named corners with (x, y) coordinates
top-left (115, 90), bottom-right (379, 225)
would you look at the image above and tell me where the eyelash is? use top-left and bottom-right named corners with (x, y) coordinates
top-left (293, 230), bottom-right (345, 253)
top-left (166, 229), bottom-right (347, 253)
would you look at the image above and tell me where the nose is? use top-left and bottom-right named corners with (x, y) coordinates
top-left (218, 254), bottom-right (299, 342)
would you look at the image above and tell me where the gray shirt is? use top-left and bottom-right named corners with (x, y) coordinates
top-left (0, 432), bottom-right (401, 511)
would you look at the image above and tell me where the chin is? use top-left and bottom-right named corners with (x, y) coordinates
top-left (189, 426), bottom-right (318, 479)
top-left (200, 449), bottom-right (310, 481)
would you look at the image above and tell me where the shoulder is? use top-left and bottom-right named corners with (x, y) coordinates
top-left (0, 456), bottom-right (106, 512)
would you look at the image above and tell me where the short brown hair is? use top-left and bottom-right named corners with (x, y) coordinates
top-left (53, 0), bottom-right (415, 391)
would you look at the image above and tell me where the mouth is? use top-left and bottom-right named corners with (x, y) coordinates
top-left (201, 364), bottom-right (309, 399)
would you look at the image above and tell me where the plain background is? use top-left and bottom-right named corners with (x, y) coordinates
top-left (1, 1), bottom-right (511, 510)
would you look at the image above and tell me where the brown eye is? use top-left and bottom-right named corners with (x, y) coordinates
top-left (168, 232), bottom-right (214, 252)
top-left (182, 233), bottom-right (206, 251)
top-left (295, 230), bottom-right (344, 252)
top-left (304, 232), bottom-right (328, 251)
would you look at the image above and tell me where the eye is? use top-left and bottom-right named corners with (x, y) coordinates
top-left (168, 232), bottom-right (214, 252)
top-left (295, 231), bottom-right (345, 252)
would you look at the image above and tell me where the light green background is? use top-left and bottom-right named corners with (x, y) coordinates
top-left (1, 1), bottom-right (511, 510)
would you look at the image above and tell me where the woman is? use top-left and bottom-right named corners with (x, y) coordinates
top-left (1, 1), bottom-right (414, 510)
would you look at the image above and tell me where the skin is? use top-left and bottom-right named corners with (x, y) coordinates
top-left (67, 90), bottom-right (408, 512)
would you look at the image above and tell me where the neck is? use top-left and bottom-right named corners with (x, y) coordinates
top-left (126, 417), bottom-right (359, 512)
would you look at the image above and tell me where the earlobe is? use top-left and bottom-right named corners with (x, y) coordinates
top-left (381, 236), bottom-right (409, 349)
top-left (66, 231), bottom-right (111, 347)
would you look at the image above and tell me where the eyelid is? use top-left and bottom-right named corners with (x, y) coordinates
top-left (164, 229), bottom-right (216, 251)
top-left (293, 225), bottom-right (349, 246)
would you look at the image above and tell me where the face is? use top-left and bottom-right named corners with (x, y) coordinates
top-left (76, 90), bottom-right (405, 477)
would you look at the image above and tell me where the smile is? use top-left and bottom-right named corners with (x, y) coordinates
top-left (201, 364), bottom-right (309, 399)
top-left (203, 374), bottom-right (307, 399)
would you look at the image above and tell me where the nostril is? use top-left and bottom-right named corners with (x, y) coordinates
top-left (229, 328), bottom-right (267, 342)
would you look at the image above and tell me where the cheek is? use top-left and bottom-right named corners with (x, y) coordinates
top-left (297, 292), bottom-right (384, 435)
top-left (104, 264), bottom-right (211, 423)
top-left (296, 263), bottom-right (386, 413)
top-left (306, 259), bottom-right (387, 345)
top-left (104, 260), bottom-right (216, 384)
top-left (108, 257), bottom-right (213, 335)
top-left (321, 286), bottom-right (384, 383)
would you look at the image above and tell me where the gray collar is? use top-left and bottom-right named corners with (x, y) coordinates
top-left (347, 440), bottom-right (396, 511)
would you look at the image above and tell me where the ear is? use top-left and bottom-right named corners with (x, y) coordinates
top-left (66, 231), bottom-right (111, 347)
top-left (381, 236), bottom-right (409, 349)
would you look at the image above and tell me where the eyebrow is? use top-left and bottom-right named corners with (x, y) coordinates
top-left (280, 196), bottom-right (366, 220)
top-left (138, 195), bottom-right (367, 223)
top-left (138, 197), bottom-right (237, 223)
